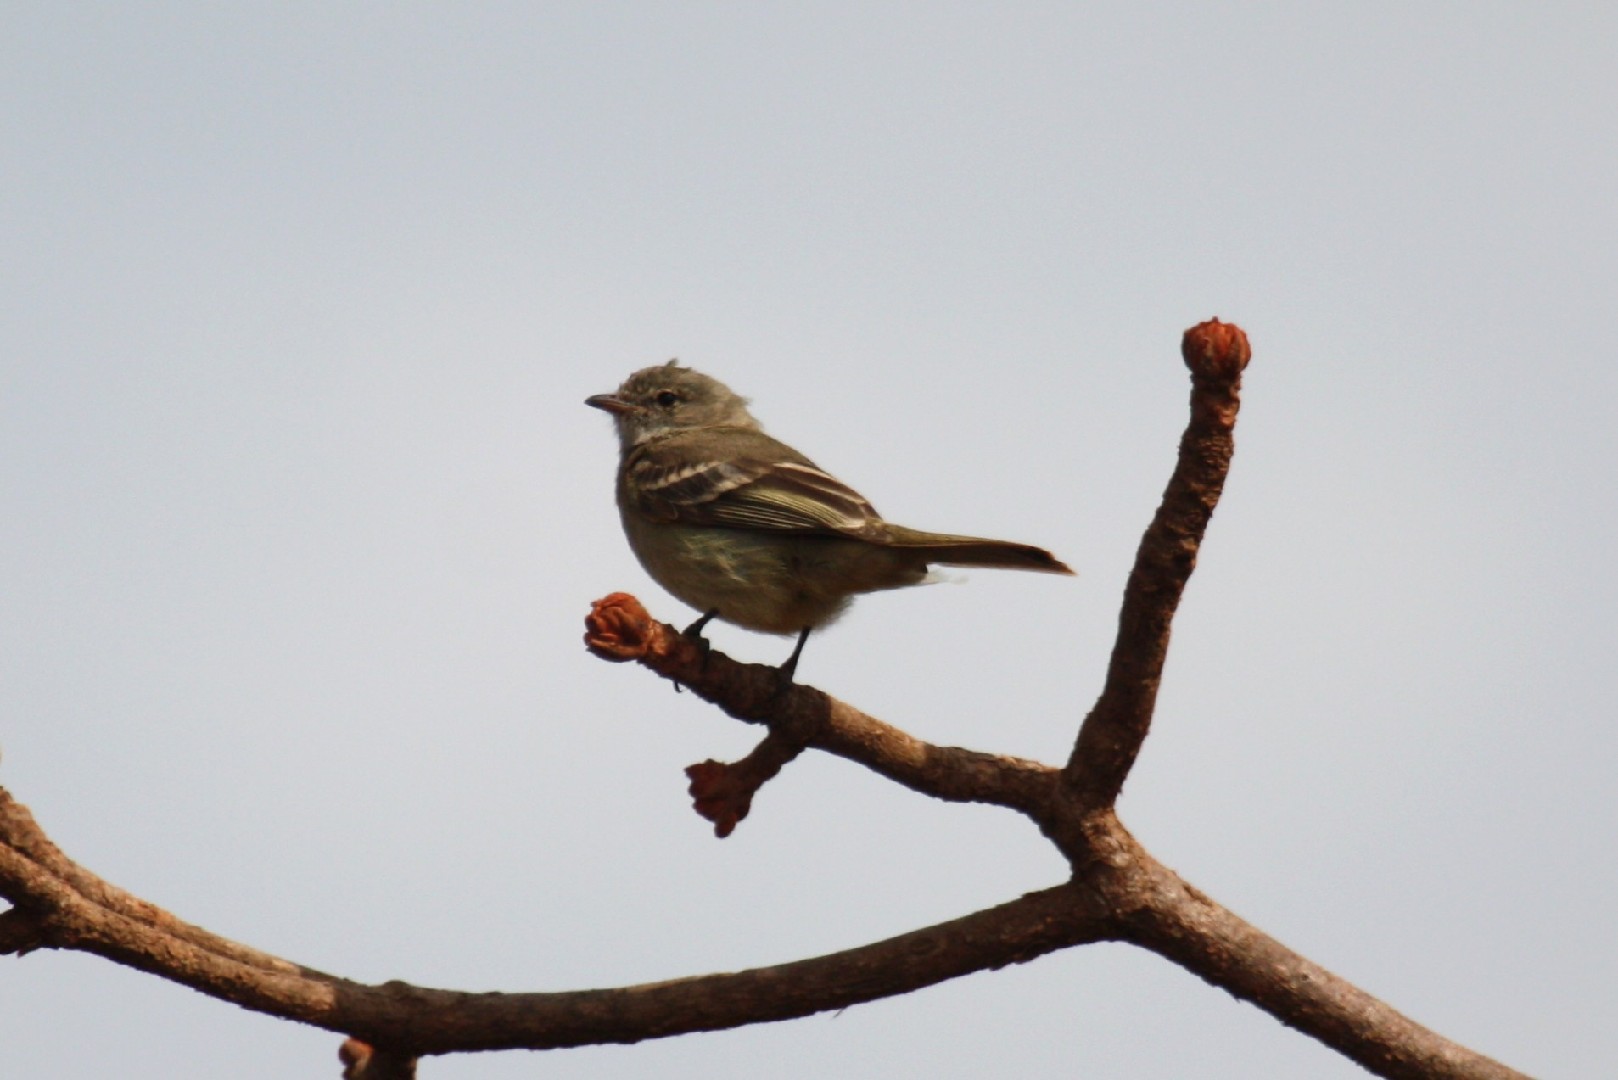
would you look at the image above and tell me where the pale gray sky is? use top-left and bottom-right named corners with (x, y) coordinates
top-left (3, 5), bottom-right (1614, 1078)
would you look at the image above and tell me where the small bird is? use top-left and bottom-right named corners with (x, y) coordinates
top-left (586, 362), bottom-right (1073, 681)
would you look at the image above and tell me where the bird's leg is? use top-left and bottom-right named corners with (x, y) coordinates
top-left (683, 609), bottom-right (719, 641)
top-left (673, 609), bottom-right (720, 692)
top-left (774, 626), bottom-right (812, 695)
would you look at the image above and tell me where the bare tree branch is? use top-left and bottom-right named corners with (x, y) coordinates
top-left (0, 319), bottom-right (1532, 1078)
top-left (586, 592), bottom-right (1063, 820)
top-left (1116, 852), bottom-right (1527, 1080)
top-left (0, 784), bottom-right (1109, 1054)
top-left (1063, 319), bottom-right (1251, 804)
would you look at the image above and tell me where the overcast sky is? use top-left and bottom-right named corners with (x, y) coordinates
top-left (3, 5), bottom-right (1614, 1078)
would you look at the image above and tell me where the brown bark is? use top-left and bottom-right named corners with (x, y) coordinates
top-left (0, 793), bottom-right (1106, 1053)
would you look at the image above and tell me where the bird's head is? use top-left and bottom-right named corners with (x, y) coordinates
top-left (586, 360), bottom-right (761, 450)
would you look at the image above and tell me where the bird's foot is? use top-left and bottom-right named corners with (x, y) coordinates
top-left (767, 626), bottom-right (812, 706)
top-left (683, 609), bottom-right (719, 640)
top-left (673, 609), bottom-right (720, 693)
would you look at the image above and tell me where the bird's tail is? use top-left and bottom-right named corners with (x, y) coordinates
top-left (881, 525), bottom-right (1074, 575)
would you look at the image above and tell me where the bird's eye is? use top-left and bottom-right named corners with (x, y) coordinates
top-left (654, 390), bottom-right (679, 407)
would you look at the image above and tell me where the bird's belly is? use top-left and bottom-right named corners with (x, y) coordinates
top-left (620, 518), bottom-right (921, 635)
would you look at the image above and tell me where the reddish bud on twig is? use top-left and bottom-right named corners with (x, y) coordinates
top-left (584, 593), bottom-right (657, 662)
top-left (338, 1038), bottom-right (369, 1077)
top-left (686, 760), bottom-right (753, 838)
top-left (584, 593), bottom-right (712, 685)
top-left (684, 733), bottom-right (808, 838)
top-left (339, 1038), bottom-right (416, 1079)
top-left (1181, 318), bottom-right (1250, 382)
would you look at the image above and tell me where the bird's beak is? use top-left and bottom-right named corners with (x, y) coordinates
top-left (585, 393), bottom-right (637, 416)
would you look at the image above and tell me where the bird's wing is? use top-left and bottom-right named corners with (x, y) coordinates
top-left (626, 431), bottom-right (886, 538)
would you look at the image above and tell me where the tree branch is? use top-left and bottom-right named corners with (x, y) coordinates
top-left (1118, 852), bottom-right (1526, 1080)
top-left (0, 784), bottom-right (1108, 1054)
top-left (584, 593), bottom-right (1061, 821)
top-left (0, 319), bottom-right (1532, 1079)
top-left (1064, 319), bottom-right (1251, 804)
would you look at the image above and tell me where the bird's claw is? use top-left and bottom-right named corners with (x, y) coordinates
top-left (672, 609), bottom-right (720, 692)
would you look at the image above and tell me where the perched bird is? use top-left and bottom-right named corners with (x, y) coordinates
top-left (586, 361), bottom-right (1073, 680)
